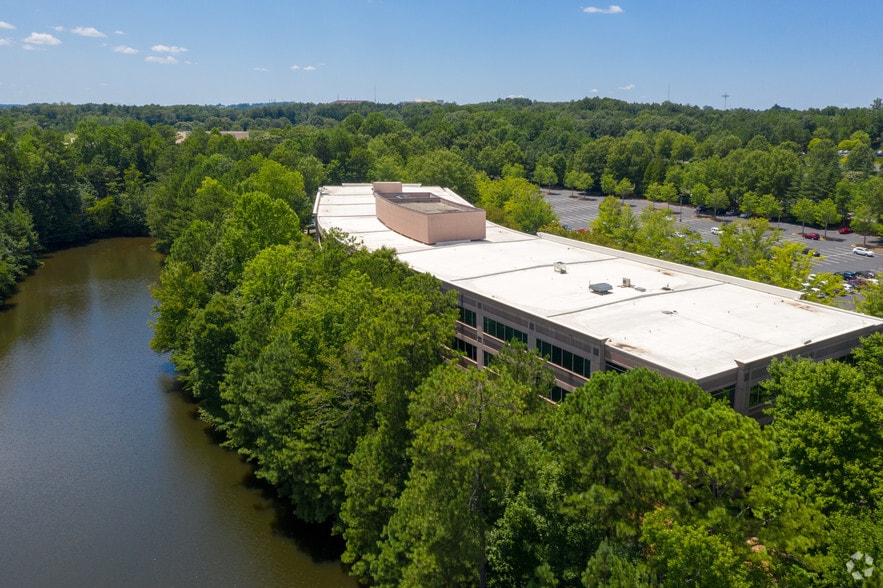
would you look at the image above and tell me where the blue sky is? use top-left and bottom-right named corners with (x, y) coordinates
top-left (2, 1), bottom-right (881, 110)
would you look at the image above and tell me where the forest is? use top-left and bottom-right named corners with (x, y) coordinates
top-left (2, 97), bottom-right (883, 585)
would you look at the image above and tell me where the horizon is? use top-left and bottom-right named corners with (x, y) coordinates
top-left (1, 95), bottom-right (877, 113)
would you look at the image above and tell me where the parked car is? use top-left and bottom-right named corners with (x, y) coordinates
top-left (711, 227), bottom-right (723, 235)
top-left (838, 227), bottom-right (853, 234)
top-left (856, 270), bottom-right (876, 279)
top-left (853, 246), bottom-right (875, 257)
top-left (802, 247), bottom-right (820, 257)
top-left (801, 232), bottom-right (820, 240)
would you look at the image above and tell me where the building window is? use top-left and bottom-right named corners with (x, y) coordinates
top-left (711, 385), bottom-right (736, 407)
top-left (536, 338), bottom-right (591, 378)
top-left (748, 384), bottom-right (773, 408)
top-left (483, 350), bottom-right (494, 367)
top-left (604, 360), bottom-right (628, 374)
top-left (458, 306), bottom-right (477, 328)
top-left (483, 317), bottom-right (527, 345)
top-left (452, 337), bottom-right (477, 362)
top-left (550, 385), bottom-right (569, 403)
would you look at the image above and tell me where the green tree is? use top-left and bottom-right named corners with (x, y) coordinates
top-left (706, 188), bottom-right (730, 217)
top-left (0, 202), bottom-right (41, 300)
top-left (563, 169), bottom-right (593, 194)
top-left (582, 539), bottom-right (651, 588)
top-left (15, 128), bottom-right (85, 245)
top-left (688, 182), bottom-right (710, 208)
top-left (644, 182), bottom-right (677, 208)
top-left (533, 163), bottom-right (557, 190)
top-left (755, 193), bottom-right (783, 223)
top-left (238, 156), bottom-right (309, 223)
top-left (605, 132), bottom-right (652, 195)
top-left (708, 218), bottom-right (778, 276)
top-left (590, 195), bottom-right (638, 247)
top-left (747, 241), bottom-right (816, 290)
top-left (641, 509), bottom-right (752, 587)
top-left (765, 352), bottom-right (883, 514)
top-left (614, 177), bottom-right (634, 199)
top-left (504, 188), bottom-right (556, 233)
top-left (790, 197), bottom-right (817, 234)
top-left (202, 191), bottom-right (302, 293)
top-left (373, 359), bottom-right (543, 588)
top-left (549, 369), bottom-right (710, 541)
top-left (856, 281), bottom-right (883, 317)
top-left (633, 207), bottom-right (678, 260)
top-left (600, 173), bottom-right (617, 197)
top-left (408, 149), bottom-right (478, 201)
top-left (814, 197), bottom-right (840, 238)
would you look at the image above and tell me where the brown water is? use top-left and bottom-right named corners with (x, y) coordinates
top-left (0, 238), bottom-right (355, 588)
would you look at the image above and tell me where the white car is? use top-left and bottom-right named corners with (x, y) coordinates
top-left (710, 227), bottom-right (723, 235)
top-left (853, 246), bottom-right (875, 257)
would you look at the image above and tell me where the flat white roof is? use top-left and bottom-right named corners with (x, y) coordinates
top-left (315, 184), bottom-right (883, 381)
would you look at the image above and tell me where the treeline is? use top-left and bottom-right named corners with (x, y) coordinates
top-left (0, 120), bottom-right (169, 299)
top-left (148, 156), bottom-right (883, 584)
top-left (4, 96), bottom-right (883, 299)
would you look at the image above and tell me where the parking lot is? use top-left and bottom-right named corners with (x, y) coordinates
top-left (545, 189), bottom-right (882, 279)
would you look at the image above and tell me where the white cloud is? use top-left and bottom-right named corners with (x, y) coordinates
top-left (53, 26), bottom-right (65, 32)
top-left (254, 66), bottom-right (269, 71)
top-left (590, 88), bottom-right (599, 94)
top-left (151, 44), bottom-right (187, 54)
top-left (72, 26), bottom-right (106, 38)
top-left (583, 5), bottom-right (623, 14)
top-left (115, 30), bottom-right (125, 35)
top-left (146, 55), bottom-right (177, 64)
top-left (0, 38), bottom-right (11, 46)
top-left (617, 83), bottom-right (636, 90)
top-left (303, 65), bottom-right (316, 71)
top-left (113, 45), bottom-right (138, 54)
top-left (24, 32), bottom-right (61, 46)
top-left (291, 64), bottom-right (317, 71)
top-left (0, 21), bottom-right (16, 30)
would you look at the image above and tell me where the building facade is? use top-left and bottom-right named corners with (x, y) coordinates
top-left (314, 182), bottom-right (883, 422)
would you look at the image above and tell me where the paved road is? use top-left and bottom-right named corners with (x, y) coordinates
top-left (545, 189), bottom-right (883, 279)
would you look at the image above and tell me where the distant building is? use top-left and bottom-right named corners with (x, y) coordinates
top-left (399, 98), bottom-right (445, 105)
top-left (174, 131), bottom-right (250, 144)
top-left (314, 182), bottom-right (883, 422)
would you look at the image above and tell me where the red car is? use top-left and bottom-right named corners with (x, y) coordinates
top-left (838, 227), bottom-right (853, 234)
top-left (801, 232), bottom-right (820, 240)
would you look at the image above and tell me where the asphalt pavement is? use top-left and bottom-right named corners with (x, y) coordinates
top-left (544, 189), bottom-right (883, 278)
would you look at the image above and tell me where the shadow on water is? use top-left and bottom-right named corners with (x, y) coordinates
top-left (159, 360), bottom-right (349, 566)
top-left (242, 472), bottom-right (349, 563)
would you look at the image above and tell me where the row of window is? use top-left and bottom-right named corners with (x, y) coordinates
top-left (461, 307), bottom-right (762, 408)
top-left (482, 316), bottom-right (527, 345)
top-left (452, 337), bottom-right (478, 362)
top-left (536, 338), bottom-right (592, 378)
top-left (459, 307), bottom-right (477, 328)
top-left (748, 384), bottom-right (773, 408)
top-left (712, 385), bottom-right (736, 407)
